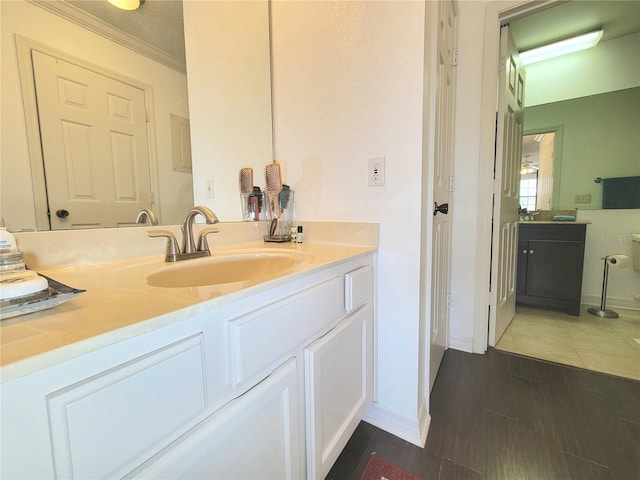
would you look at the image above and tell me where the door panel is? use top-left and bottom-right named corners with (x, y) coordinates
top-left (32, 51), bottom-right (153, 229)
top-left (429, 0), bottom-right (457, 392)
top-left (489, 25), bottom-right (525, 346)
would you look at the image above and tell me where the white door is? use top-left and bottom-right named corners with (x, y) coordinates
top-left (32, 51), bottom-right (153, 229)
top-left (489, 25), bottom-right (525, 346)
top-left (429, 0), bottom-right (457, 391)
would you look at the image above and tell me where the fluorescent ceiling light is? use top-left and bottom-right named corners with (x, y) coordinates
top-left (107, 0), bottom-right (140, 11)
top-left (520, 29), bottom-right (603, 66)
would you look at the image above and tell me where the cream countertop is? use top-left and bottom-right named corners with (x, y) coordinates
top-left (1, 236), bottom-right (376, 381)
top-left (519, 221), bottom-right (591, 225)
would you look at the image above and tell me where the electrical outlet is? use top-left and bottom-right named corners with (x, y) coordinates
top-left (368, 156), bottom-right (385, 186)
top-left (206, 179), bottom-right (214, 199)
top-left (574, 194), bottom-right (591, 204)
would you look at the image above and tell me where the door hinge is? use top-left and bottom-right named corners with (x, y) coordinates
top-left (449, 176), bottom-right (455, 192)
top-left (446, 293), bottom-right (451, 308)
top-left (452, 48), bottom-right (459, 66)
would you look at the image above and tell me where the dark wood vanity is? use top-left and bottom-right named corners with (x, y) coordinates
top-left (516, 223), bottom-right (587, 316)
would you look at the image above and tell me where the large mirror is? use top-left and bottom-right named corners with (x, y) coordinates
top-left (0, 0), bottom-right (273, 231)
top-left (520, 87), bottom-right (639, 211)
top-left (510, 0), bottom-right (640, 212)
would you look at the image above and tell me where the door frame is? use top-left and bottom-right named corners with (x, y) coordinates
top-left (474, 0), bottom-right (557, 353)
top-left (522, 125), bottom-right (564, 211)
top-left (15, 34), bottom-right (160, 230)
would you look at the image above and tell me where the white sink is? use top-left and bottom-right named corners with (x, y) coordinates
top-left (146, 248), bottom-right (309, 288)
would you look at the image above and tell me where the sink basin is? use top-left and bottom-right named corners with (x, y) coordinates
top-left (146, 249), bottom-right (308, 288)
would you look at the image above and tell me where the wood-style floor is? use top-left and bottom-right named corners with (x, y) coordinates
top-left (327, 348), bottom-right (640, 480)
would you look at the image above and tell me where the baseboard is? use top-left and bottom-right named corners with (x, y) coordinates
top-left (581, 294), bottom-right (640, 311)
top-left (363, 401), bottom-right (430, 448)
top-left (449, 333), bottom-right (474, 352)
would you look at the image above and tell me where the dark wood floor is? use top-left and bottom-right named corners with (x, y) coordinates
top-left (327, 348), bottom-right (640, 480)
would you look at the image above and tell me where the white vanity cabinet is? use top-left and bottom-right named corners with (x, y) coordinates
top-left (0, 254), bottom-right (374, 479)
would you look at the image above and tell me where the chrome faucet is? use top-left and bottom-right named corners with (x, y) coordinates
top-left (147, 206), bottom-right (219, 262)
top-left (182, 206), bottom-right (219, 254)
top-left (135, 208), bottom-right (158, 225)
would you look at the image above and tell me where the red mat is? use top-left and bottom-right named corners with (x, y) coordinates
top-left (360, 454), bottom-right (422, 480)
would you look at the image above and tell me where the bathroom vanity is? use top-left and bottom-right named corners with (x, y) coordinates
top-left (0, 237), bottom-right (375, 480)
top-left (516, 222), bottom-right (587, 315)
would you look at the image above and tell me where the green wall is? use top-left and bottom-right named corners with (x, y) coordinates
top-left (524, 87), bottom-right (640, 209)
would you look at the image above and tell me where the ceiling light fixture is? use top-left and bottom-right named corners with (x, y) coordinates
top-left (520, 29), bottom-right (604, 66)
top-left (107, 0), bottom-right (140, 11)
top-left (521, 156), bottom-right (538, 175)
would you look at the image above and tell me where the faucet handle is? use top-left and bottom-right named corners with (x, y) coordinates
top-left (197, 227), bottom-right (220, 252)
top-left (148, 230), bottom-right (180, 261)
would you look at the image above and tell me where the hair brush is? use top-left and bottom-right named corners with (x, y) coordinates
top-left (265, 162), bottom-right (282, 217)
top-left (239, 168), bottom-right (253, 194)
top-left (265, 162), bottom-right (283, 236)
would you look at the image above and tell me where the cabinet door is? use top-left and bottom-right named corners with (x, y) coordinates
top-left (516, 239), bottom-right (529, 295)
top-left (525, 240), bottom-right (585, 301)
top-left (129, 358), bottom-right (302, 480)
top-left (305, 305), bottom-right (373, 480)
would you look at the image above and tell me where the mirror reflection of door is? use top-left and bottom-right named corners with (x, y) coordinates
top-left (520, 132), bottom-right (556, 211)
top-left (32, 51), bottom-right (153, 230)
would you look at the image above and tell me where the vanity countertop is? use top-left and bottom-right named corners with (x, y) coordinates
top-left (0, 241), bottom-right (375, 380)
top-left (519, 221), bottom-right (591, 225)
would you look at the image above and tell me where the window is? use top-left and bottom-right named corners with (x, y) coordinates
top-left (519, 174), bottom-right (538, 211)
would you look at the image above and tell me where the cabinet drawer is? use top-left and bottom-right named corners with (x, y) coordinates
top-left (227, 276), bottom-right (343, 387)
top-left (345, 265), bottom-right (373, 313)
top-left (519, 223), bottom-right (586, 242)
top-left (46, 333), bottom-right (207, 480)
top-left (128, 358), bottom-right (302, 480)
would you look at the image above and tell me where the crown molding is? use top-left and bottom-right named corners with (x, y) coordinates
top-left (27, 0), bottom-right (186, 74)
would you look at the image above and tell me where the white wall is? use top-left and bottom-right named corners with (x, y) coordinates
top-left (270, 1), bottom-right (427, 441)
top-left (525, 32), bottom-right (640, 107)
top-left (0, 0), bottom-right (192, 231)
top-left (578, 210), bottom-right (640, 310)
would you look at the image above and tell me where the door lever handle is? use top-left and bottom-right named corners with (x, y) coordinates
top-left (433, 202), bottom-right (449, 216)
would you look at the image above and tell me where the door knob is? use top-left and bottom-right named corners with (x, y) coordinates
top-left (56, 209), bottom-right (69, 219)
top-left (433, 202), bottom-right (449, 216)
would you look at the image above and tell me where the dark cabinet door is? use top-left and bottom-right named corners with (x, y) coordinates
top-left (525, 240), bottom-right (585, 301)
top-left (516, 224), bottom-right (586, 316)
top-left (516, 239), bottom-right (529, 295)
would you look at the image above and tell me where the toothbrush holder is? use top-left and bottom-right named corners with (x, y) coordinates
top-left (264, 189), bottom-right (294, 242)
top-left (240, 191), bottom-right (262, 221)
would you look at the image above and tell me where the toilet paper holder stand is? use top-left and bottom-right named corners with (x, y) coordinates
top-left (587, 255), bottom-right (626, 319)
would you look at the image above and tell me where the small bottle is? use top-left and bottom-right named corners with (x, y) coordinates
top-left (290, 226), bottom-right (297, 243)
top-left (296, 225), bottom-right (304, 244)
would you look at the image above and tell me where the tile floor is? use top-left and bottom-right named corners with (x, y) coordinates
top-left (495, 304), bottom-right (640, 381)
